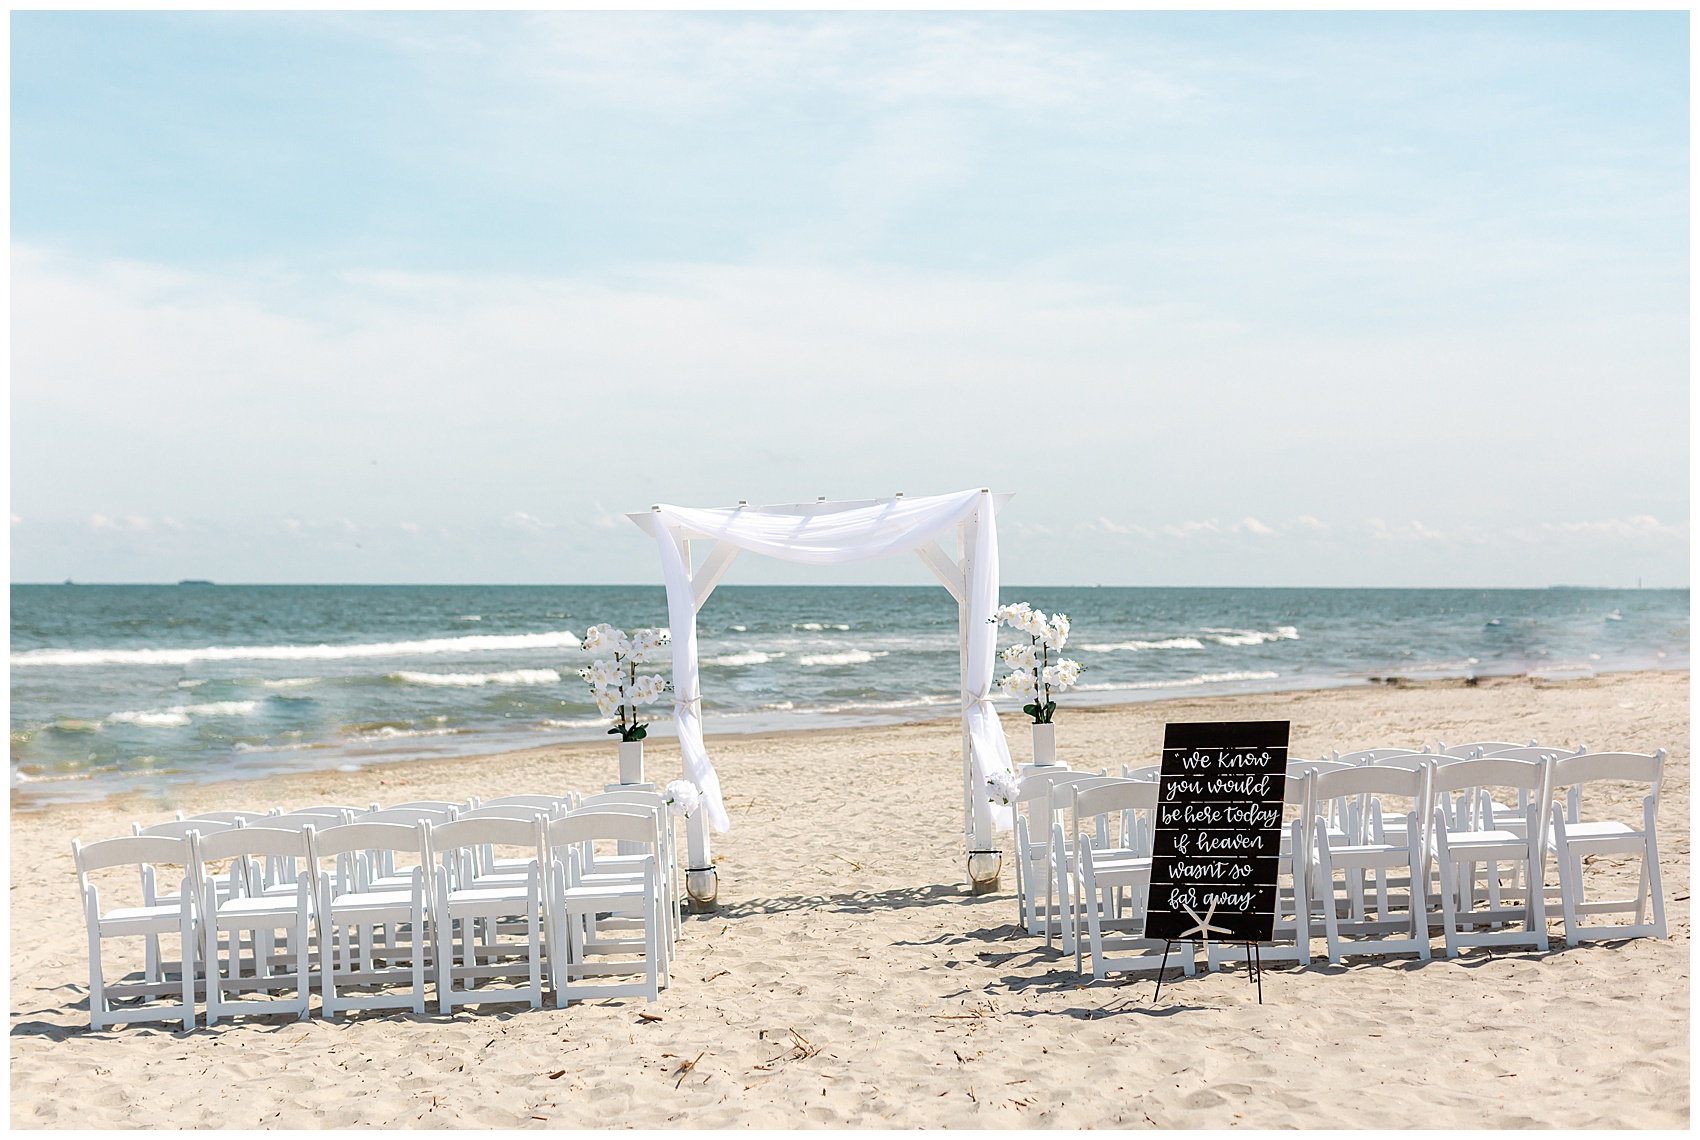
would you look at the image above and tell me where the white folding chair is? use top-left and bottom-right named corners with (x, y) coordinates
top-left (73, 834), bottom-right (198, 1031)
top-left (1429, 757), bottom-right (1552, 957)
top-left (425, 817), bottom-right (545, 1013)
top-left (1310, 765), bottom-right (1432, 962)
top-left (542, 811), bottom-right (665, 1004)
top-left (1067, 780), bottom-right (1183, 979)
top-left (1547, 750), bottom-right (1668, 945)
top-left (130, 817), bottom-right (243, 980)
top-left (1013, 770), bottom-right (1104, 940)
top-left (1210, 769), bottom-right (1312, 971)
top-left (193, 826), bottom-right (316, 1024)
top-left (1046, 775), bottom-right (1138, 957)
top-left (310, 822), bottom-right (432, 1016)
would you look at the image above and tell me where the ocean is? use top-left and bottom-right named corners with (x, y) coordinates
top-left (10, 584), bottom-right (1688, 806)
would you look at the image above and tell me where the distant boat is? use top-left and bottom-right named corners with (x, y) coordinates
top-left (177, 579), bottom-right (215, 586)
top-left (63, 578), bottom-right (73, 586)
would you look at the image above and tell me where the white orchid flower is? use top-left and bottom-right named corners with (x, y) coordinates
top-left (1043, 613), bottom-right (1071, 650)
top-left (1002, 643), bottom-right (1039, 670)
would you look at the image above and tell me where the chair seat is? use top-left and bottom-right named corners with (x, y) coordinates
top-left (560, 881), bottom-right (651, 906)
top-left (1442, 830), bottom-right (1528, 860)
top-left (326, 890), bottom-right (419, 916)
top-left (1561, 821), bottom-right (1643, 844)
top-left (99, 904), bottom-right (186, 935)
top-left (215, 895), bottom-right (312, 924)
top-left (445, 886), bottom-right (536, 916)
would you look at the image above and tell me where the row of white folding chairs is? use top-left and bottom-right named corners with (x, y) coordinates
top-left (74, 805), bottom-right (671, 1030)
top-left (1303, 747), bottom-right (1667, 961)
top-left (1017, 748), bottom-right (1666, 980)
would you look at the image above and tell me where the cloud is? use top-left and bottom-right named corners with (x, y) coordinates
top-left (503, 511), bottom-right (551, 533)
top-left (1510, 515), bottom-right (1687, 542)
top-left (1295, 515), bottom-right (1328, 531)
top-left (1239, 516), bottom-right (1275, 536)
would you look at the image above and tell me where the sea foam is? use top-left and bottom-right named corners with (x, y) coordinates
top-left (11, 629), bottom-right (584, 668)
top-left (797, 650), bottom-right (887, 667)
top-left (389, 669), bottom-right (561, 687)
top-left (108, 700), bottom-right (260, 727)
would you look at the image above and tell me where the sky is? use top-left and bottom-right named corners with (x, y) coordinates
top-left (10, 11), bottom-right (1690, 588)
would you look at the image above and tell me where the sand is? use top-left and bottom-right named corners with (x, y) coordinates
top-left (10, 670), bottom-right (1689, 1129)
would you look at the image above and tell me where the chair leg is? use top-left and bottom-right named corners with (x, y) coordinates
top-left (1643, 823), bottom-right (1668, 939)
top-left (436, 914), bottom-right (454, 1015)
top-left (1317, 838), bottom-right (1342, 963)
top-left (1526, 849), bottom-right (1547, 951)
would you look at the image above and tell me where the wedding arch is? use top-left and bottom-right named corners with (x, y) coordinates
top-left (627, 488), bottom-right (1018, 894)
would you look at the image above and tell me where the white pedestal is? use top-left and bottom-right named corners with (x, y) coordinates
top-left (1030, 721), bottom-right (1058, 767)
top-left (618, 739), bottom-right (645, 785)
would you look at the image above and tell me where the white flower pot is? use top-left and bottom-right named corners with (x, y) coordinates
top-left (618, 739), bottom-right (645, 785)
top-left (1030, 721), bottom-right (1058, 767)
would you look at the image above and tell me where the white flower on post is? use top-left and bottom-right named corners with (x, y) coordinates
top-left (664, 779), bottom-right (700, 818)
top-left (1000, 670), bottom-right (1038, 700)
top-left (987, 769), bottom-right (1023, 806)
top-left (594, 689), bottom-right (621, 717)
top-left (582, 623), bottom-right (617, 655)
top-left (629, 674), bottom-right (667, 706)
top-left (1021, 609), bottom-right (1050, 638)
top-left (629, 628), bottom-right (670, 664)
top-left (586, 658), bottom-right (622, 690)
top-left (994, 602), bottom-right (1032, 628)
top-left (1043, 613), bottom-right (1070, 650)
top-left (1042, 658), bottom-right (1083, 692)
top-left (1001, 643), bottom-right (1038, 670)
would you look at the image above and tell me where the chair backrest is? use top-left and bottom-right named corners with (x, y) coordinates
top-left (133, 818), bottom-right (239, 840)
top-left (1289, 759), bottom-right (1355, 776)
top-left (455, 804), bottom-right (556, 823)
top-left (578, 791), bottom-right (667, 811)
top-left (381, 801), bottom-right (464, 814)
top-left (74, 834), bottom-right (191, 877)
top-left (361, 806), bottom-right (456, 827)
top-left (194, 825), bottom-right (314, 863)
top-left (255, 812), bottom-right (346, 833)
top-left (309, 821), bottom-right (428, 860)
top-left (1439, 740), bottom-right (1533, 758)
top-left (1357, 753), bottom-right (1433, 772)
top-left (1475, 746), bottom-right (1578, 764)
top-left (476, 795), bottom-right (575, 812)
top-left (279, 804), bottom-right (374, 817)
top-left (1334, 748), bottom-right (1429, 765)
top-left (1550, 750), bottom-right (1664, 792)
top-left (426, 816), bottom-right (543, 854)
top-left (1312, 764), bottom-right (1427, 804)
top-left (1429, 756), bottom-right (1548, 795)
top-left (1071, 778), bottom-right (1158, 822)
top-left (546, 810), bottom-right (662, 850)
top-left (1120, 765), bottom-right (1161, 782)
top-left (175, 809), bottom-right (272, 825)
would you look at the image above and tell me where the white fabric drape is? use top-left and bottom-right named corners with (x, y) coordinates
top-left (963, 498), bottom-right (1015, 834)
top-left (651, 489), bottom-right (1016, 834)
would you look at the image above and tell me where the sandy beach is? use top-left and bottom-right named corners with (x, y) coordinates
top-left (10, 670), bottom-right (1689, 1129)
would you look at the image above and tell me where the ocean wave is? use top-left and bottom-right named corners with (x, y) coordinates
top-left (1080, 638), bottom-right (1206, 652)
top-left (812, 694), bottom-right (958, 714)
top-left (107, 700), bottom-right (260, 727)
top-left (704, 651), bottom-right (781, 667)
top-left (796, 650), bottom-right (888, 667)
top-left (231, 740), bottom-right (332, 754)
top-left (796, 623), bottom-right (851, 631)
top-left (1072, 671), bottom-right (1281, 692)
top-left (1200, 627), bottom-right (1299, 646)
top-left (12, 769), bottom-right (98, 784)
top-left (343, 725), bottom-right (469, 741)
top-left (389, 668), bottom-right (561, 687)
top-left (10, 629), bottom-right (584, 668)
top-left (262, 677), bottom-right (318, 688)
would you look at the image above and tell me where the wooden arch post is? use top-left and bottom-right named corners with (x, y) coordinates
top-left (628, 492), bottom-right (1014, 906)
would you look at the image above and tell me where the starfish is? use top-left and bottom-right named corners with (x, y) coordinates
top-left (1178, 900), bottom-right (1233, 944)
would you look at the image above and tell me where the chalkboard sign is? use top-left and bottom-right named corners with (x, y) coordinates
top-left (1144, 720), bottom-right (1290, 943)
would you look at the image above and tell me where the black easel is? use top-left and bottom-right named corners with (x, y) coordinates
top-left (1150, 940), bottom-right (1264, 1004)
